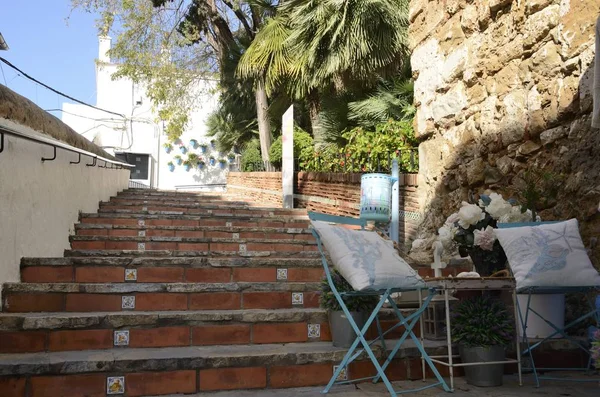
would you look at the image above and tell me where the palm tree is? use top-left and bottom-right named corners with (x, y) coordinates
top-left (238, 0), bottom-right (410, 145)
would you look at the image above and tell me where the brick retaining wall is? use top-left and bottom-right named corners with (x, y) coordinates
top-left (227, 172), bottom-right (420, 249)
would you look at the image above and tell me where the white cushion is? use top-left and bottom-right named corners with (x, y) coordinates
top-left (495, 219), bottom-right (600, 289)
top-left (311, 220), bottom-right (425, 291)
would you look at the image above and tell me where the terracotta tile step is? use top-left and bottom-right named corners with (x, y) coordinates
top-left (0, 309), bottom-right (416, 353)
top-left (20, 256), bottom-right (323, 269)
top-left (110, 197), bottom-right (285, 207)
top-left (0, 341), bottom-right (449, 395)
top-left (74, 224), bottom-right (313, 239)
top-left (79, 213), bottom-right (310, 228)
top-left (2, 282), bottom-right (321, 313)
top-left (21, 264), bottom-right (324, 283)
top-left (102, 201), bottom-right (308, 213)
top-left (63, 249), bottom-right (321, 259)
top-left (69, 236), bottom-right (317, 253)
top-left (95, 208), bottom-right (310, 219)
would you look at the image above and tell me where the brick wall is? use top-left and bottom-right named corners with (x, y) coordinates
top-left (227, 172), bottom-right (420, 248)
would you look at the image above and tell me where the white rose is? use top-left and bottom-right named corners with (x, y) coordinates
top-left (445, 212), bottom-right (460, 226)
top-left (474, 225), bottom-right (497, 251)
top-left (485, 195), bottom-right (512, 220)
top-left (438, 225), bottom-right (456, 244)
top-left (457, 201), bottom-right (485, 228)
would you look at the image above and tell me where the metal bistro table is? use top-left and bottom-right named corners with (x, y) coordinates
top-left (418, 277), bottom-right (522, 391)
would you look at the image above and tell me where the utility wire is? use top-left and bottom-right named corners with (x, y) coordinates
top-left (0, 62), bottom-right (7, 86)
top-left (0, 56), bottom-right (126, 119)
top-left (45, 108), bottom-right (124, 123)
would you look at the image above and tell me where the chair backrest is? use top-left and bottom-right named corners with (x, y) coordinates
top-left (307, 211), bottom-right (367, 229)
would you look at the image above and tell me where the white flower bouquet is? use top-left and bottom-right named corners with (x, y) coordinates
top-left (438, 192), bottom-right (538, 276)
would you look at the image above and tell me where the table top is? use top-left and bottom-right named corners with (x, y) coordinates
top-left (425, 277), bottom-right (516, 290)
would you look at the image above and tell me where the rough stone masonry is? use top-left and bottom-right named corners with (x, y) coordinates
top-left (408, 0), bottom-right (600, 267)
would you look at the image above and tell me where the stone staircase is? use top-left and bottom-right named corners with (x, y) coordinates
top-left (0, 189), bottom-right (441, 397)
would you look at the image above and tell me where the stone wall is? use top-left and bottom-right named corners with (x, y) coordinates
top-left (227, 172), bottom-right (421, 249)
top-left (409, 0), bottom-right (600, 265)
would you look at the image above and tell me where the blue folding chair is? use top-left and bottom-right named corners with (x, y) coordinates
top-left (309, 211), bottom-right (451, 396)
top-left (498, 222), bottom-right (600, 387)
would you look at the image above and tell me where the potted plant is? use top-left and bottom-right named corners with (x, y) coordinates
top-left (179, 146), bottom-right (187, 154)
top-left (227, 153), bottom-right (236, 162)
top-left (199, 143), bottom-right (208, 153)
top-left (210, 139), bottom-right (216, 148)
top-left (218, 158), bottom-right (227, 169)
top-left (198, 160), bottom-right (206, 169)
top-left (209, 156), bottom-right (216, 166)
top-left (173, 155), bottom-right (183, 166)
top-left (183, 160), bottom-right (192, 172)
top-left (163, 143), bottom-right (173, 153)
top-left (189, 138), bottom-right (199, 149)
top-left (167, 161), bottom-right (175, 172)
top-left (451, 295), bottom-right (514, 387)
top-left (187, 153), bottom-right (199, 168)
top-left (437, 192), bottom-right (536, 276)
top-left (320, 270), bottom-right (378, 348)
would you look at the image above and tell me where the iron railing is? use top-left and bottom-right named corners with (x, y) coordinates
top-left (0, 123), bottom-right (134, 169)
top-left (128, 180), bottom-right (151, 189)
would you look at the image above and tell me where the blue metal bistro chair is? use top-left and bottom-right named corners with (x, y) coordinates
top-left (497, 221), bottom-right (600, 387)
top-left (308, 211), bottom-right (450, 396)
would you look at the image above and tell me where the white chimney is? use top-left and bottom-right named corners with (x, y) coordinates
top-left (98, 36), bottom-right (111, 63)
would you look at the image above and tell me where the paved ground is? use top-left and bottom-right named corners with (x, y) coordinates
top-left (166, 373), bottom-right (600, 396)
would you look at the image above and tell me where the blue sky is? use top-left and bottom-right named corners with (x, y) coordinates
top-left (1, 2), bottom-right (99, 115)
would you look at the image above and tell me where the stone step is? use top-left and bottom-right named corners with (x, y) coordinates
top-left (79, 213), bottom-right (310, 229)
top-left (63, 250), bottom-right (321, 258)
top-left (0, 309), bottom-right (335, 353)
top-left (0, 340), bottom-right (445, 395)
top-left (2, 282), bottom-right (321, 313)
top-left (110, 197), bottom-right (274, 207)
top-left (96, 207), bottom-right (308, 219)
top-left (74, 224), bottom-right (313, 239)
top-left (102, 200), bottom-right (307, 213)
top-left (21, 257), bottom-right (322, 268)
top-left (21, 257), bottom-right (324, 284)
top-left (69, 235), bottom-right (317, 253)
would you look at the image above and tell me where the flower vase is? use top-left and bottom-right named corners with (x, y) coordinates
top-left (468, 245), bottom-right (507, 277)
top-left (209, 158), bottom-right (216, 166)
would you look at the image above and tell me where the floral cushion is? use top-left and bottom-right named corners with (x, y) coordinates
top-left (495, 219), bottom-right (600, 289)
top-left (311, 220), bottom-right (425, 291)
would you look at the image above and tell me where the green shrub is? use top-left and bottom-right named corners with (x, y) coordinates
top-left (268, 127), bottom-right (314, 169)
top-left (240, 140), bottom-right (265, 171)
top-left (451, 296), bottom-right (514, 347)
top-left (319, 270), bottom-right (378, 312)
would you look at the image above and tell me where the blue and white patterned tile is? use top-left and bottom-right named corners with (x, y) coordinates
top-left (114, 330), bottom-right (129, 346)
top-left (292, 292), bottom-right (304, 305)
top-left (107, 376), bottom-right (125, 394)
top-left (308, 323), bottom-right (320, 338)
top-left (121, 296), bottom-right (135, 310)
top-left (333, 365), bottom-right (348, 381)
top-left (277, 268), bottom-right (288, 281)
top-left (124, 269), bottom-right (137, 282)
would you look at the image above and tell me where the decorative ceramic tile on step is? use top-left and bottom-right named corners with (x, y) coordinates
top-left (226, 222), bottom-right (232, 227)
top-left (333, 365), bottom-right (348, 381)
top-left (292, 292), bottom-right (304, 305)
top-left (142, 206), bottom-right (148, 211)
top-left (207, 210), bottom-right (213, 214)
top-left (143, 201), bottom-right (148, 204)
top-left (308, 323), bottom-right (321, 338)
top-left (107, 376), bottom-right (125, 394)
top-left (124, 269), bottom-right (137, 282)
top-left (232, 233), bottom-right (240, 239)
top-left (121, 296), bottom-right (135, 310)
top-left (269, 211), bottom-right (274, 217)
top-left (277, 268), bottom-right (288, 281)
top-left (138, 230), bottom-right (146, 237)
top-left (114, 330), bottom-right (129, 346)
top-left (137, 243), bottom-right (145, 251)
top-left (137, 219), bottom-right (145, 226)
top-left (239, 244), bottom-right (247, 253)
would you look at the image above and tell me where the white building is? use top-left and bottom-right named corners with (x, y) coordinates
top-left (61, 36), bottom-right (228, 190)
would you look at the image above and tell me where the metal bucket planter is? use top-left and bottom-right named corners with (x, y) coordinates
top-left (459, 345), bottom-right (505, 387)
top-left (329, 310), bottom-right (368, 348)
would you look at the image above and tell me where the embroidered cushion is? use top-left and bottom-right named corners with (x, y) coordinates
top-left (311, 220), bottom-right (424, 291)
top-left (495, 219), bottom-right (600, 290)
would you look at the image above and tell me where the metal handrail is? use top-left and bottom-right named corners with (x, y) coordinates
top-left (0, 123), bottom-right (134, 168)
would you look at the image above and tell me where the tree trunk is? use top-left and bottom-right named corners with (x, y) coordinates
top-left (307, 89), bottom-right (324, 149)
top-left (255, 78), bottom-right (272, 169)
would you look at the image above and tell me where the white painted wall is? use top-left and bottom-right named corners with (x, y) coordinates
top-left (0, 119), bottom-right (129, 301)
top-left (61, 36), bottom-right (225, 190)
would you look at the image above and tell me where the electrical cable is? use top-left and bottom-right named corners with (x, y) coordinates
top-left (0, 56), bottom-right (126, 119)
top-left (0, 62), bottom-right (7, 86)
